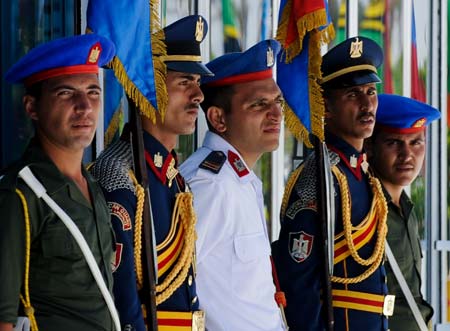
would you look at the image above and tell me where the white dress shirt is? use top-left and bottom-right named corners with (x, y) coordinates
top-left (180, 131), bottom-right (285, 331)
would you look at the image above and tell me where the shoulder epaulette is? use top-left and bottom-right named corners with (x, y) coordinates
top-left (199, 151), bottom-right (226, 174)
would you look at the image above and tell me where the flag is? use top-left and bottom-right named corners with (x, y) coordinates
top-left (276, 0), bottom-right (334, 146)
top-left (103, 69), bottom-right (125, 147)
top-left (383, 0), bottom-right (394, 93)
top-left (359, 0), bottom-right (391, 93)
top-left (222, 0), bottom-right (241, 53)
top-left (411, 5), bottom-right (426, 102)
top-left (86, 0), bottom-right (167, 122)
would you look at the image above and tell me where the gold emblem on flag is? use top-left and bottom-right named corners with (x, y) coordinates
top-left (195, 17), bottom-right (204, 42)
top-left (349, 37), bottom-right (363, 58)
top-left (266, 46), bottom-right (274, 67)
top-left (154, 152), bottom-right (163, 168)
top-left (88, 45), bottom-right (101, 63)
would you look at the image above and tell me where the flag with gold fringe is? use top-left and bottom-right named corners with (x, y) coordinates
top-left (276, 0), bottom-right (334, 146)
top-left (103, 69), bottom-right (125, 147)
top-left (86, 0), bottom-right (167, 122)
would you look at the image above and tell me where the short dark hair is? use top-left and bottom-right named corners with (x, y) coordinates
top-left (25, 82), bottom-right (43, 100)
top-left (200, 84), bottom-right (235, 131)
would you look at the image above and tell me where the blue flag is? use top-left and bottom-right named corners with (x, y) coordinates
top-left (87, 0), bottom-right (166, 121)
top-left (276, 0), bottom-right (334, 146)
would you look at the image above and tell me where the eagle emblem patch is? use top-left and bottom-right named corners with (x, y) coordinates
top-left (289, 231), bottom-right (314, 263)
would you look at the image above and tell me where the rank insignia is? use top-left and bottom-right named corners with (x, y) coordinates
top-left (199, 150), bottom-right (226, 174)
top-left (228, 150), bottom-right (249, 177)
top-left (289, 231), bottom-right (314, 263)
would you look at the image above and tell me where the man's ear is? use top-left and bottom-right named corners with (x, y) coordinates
top-left (206, 106), bottom-right (227, 133)
top-left (23, 95), bottom-right (38, 121)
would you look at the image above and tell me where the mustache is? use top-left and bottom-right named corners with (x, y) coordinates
top-left (185, 103), bottom-right (200, 110)
top-left (357, 111), bottom-right (375, 120)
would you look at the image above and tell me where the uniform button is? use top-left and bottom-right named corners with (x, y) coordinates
top-left (191, 296), bottom-right (198, 305)
top-left (188, 275), bottom-right (193, 286)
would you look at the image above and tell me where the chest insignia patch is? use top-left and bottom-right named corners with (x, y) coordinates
top-left (108, 202), bottom-right (132, 231)
top-left (289, 231), bottom-right (314, 263)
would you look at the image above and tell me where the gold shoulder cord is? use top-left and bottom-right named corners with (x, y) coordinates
top-left (330, 166), bottom-right (388, 284)
top-left (128, 171), bottom-right (197, 305)
top-left (280, 164), bottom-right (304, 217)
top-left (15, 188), bottom-right (39, 331)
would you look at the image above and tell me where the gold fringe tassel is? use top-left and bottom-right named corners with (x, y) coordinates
top-left (104, 107), bottom-right (124, 147)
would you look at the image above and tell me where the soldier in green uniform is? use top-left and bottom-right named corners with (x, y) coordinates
top-left (0, 34), bottom-right (116, 331)
top-left (365, 94), bottom-right (440, 330)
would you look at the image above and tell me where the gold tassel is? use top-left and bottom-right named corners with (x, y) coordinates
top-left (104, 107), bottom-right (124, 147)
top-left (283, 104), bottom-right (313, 148)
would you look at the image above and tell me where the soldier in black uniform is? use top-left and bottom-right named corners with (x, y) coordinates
top-left (0, 34), bottom-right (116, 331)
top-left (90, 15), bottom-right (212, 331)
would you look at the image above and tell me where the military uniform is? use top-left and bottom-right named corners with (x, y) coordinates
top-left (273, 133), bottom-right (389, 331)
top-left (180, 131), bottom-right (285, 331)
top-left (91, 15), bottom-right (211, 331)
top-left (272, 36), bottom-right (391, 331)
top-left (91, 130), bottom-right (199, 331)
top-left (371, 94), bottom-right (441, 331)
top-left (0, 141), bottom-right (115, 331)
top-left (384, 189), bottom-right (433, 330)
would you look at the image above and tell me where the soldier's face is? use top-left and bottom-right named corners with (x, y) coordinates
top-left (324, 83), bottom-right (378, 149)
top-left (367, 130), bottom-right (426, 189)
top-left (24, 73), bottom-right (101, 153)
top-left (162, 70), bottom-right (204, 136)
top-left (221, 78), bottom-right (283, 165)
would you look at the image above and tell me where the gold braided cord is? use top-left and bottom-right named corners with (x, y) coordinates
top-left (280, 164), bottom-right (304, 217)
top-left (15, 189), bottom-right (39, 331)
top-left (330, 167), bottom-right (388, 284)
top-left (155, 192), bottom-right (197, 305)
top-left (129, 170), bottom-right (145, 290)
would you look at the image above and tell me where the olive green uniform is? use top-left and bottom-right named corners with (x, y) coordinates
top-left (384, 189), bottom-right (433, 331)
top-left (0, 140), bottom-right (115, 331)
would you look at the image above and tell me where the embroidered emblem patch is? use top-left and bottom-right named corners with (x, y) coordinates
top-left (108, 202), bottom-right (132, 231)
top-left (228, 150), bottom-right (249, 177)
top-left (112, 243), bottom-right (123, 272)
top-left (289, 231), bottom-right (314, 263)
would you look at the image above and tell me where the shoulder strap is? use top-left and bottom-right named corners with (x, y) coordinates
top-left (385, 240), bottom-right (428, 331)
top-left (18, 166), bottom-right (121, 331)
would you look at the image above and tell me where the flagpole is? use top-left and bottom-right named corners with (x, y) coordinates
top-left (128, 97), bottom-right (159, 331)
top-left (314, 135), bottom-right (335, 331)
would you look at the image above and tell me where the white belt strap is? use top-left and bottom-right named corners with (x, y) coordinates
top-left (19, 166), bottom-right (121, 331)
top-left (385, 240), bottom-right (428, 331)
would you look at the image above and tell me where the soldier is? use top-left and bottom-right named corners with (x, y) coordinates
top-left (0, 34), bottom-right (116, 331)
top-left (365, 94), bottom-right (439, 331)
top-left (272, 36), bottom-right (392, 330)
top-left (180, 39), bottom-right (286, 331)
top-left (90, 15), bottom-right (212, 331)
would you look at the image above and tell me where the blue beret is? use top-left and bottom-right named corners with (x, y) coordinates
top-left (320, 36), bottom-right (383, 89)
top-left (161, 15), bottom-right (213, 76)
top-left (201, 39), bottom-right (281, 86)
top-left (5, 34), bottom-right (115, 86)
top-left (376, 94), bottom-right (441, 133)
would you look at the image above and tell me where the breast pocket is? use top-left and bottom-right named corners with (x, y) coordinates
top-left (41, 223), bottom-right (84, 260)
top-left (232, 232), bottom-right (271, 297)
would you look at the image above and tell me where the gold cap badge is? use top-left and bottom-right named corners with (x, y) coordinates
top-left (412, 117), bottom-right (426, 128)
top-left (87, 43), bottom-right (101, 64)
top-left (195, 16), bottom-right (204, 42)
top-left (349, 37), bottom-right (363, 58)
top-left (266, 46), bottom-right (274, 67)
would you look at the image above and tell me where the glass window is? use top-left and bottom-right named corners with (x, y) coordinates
top-left (1, 0), bottom-right (77, 169)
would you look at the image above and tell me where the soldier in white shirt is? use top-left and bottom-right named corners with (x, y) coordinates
top-left (180, 39), bottom-right (286, 331)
